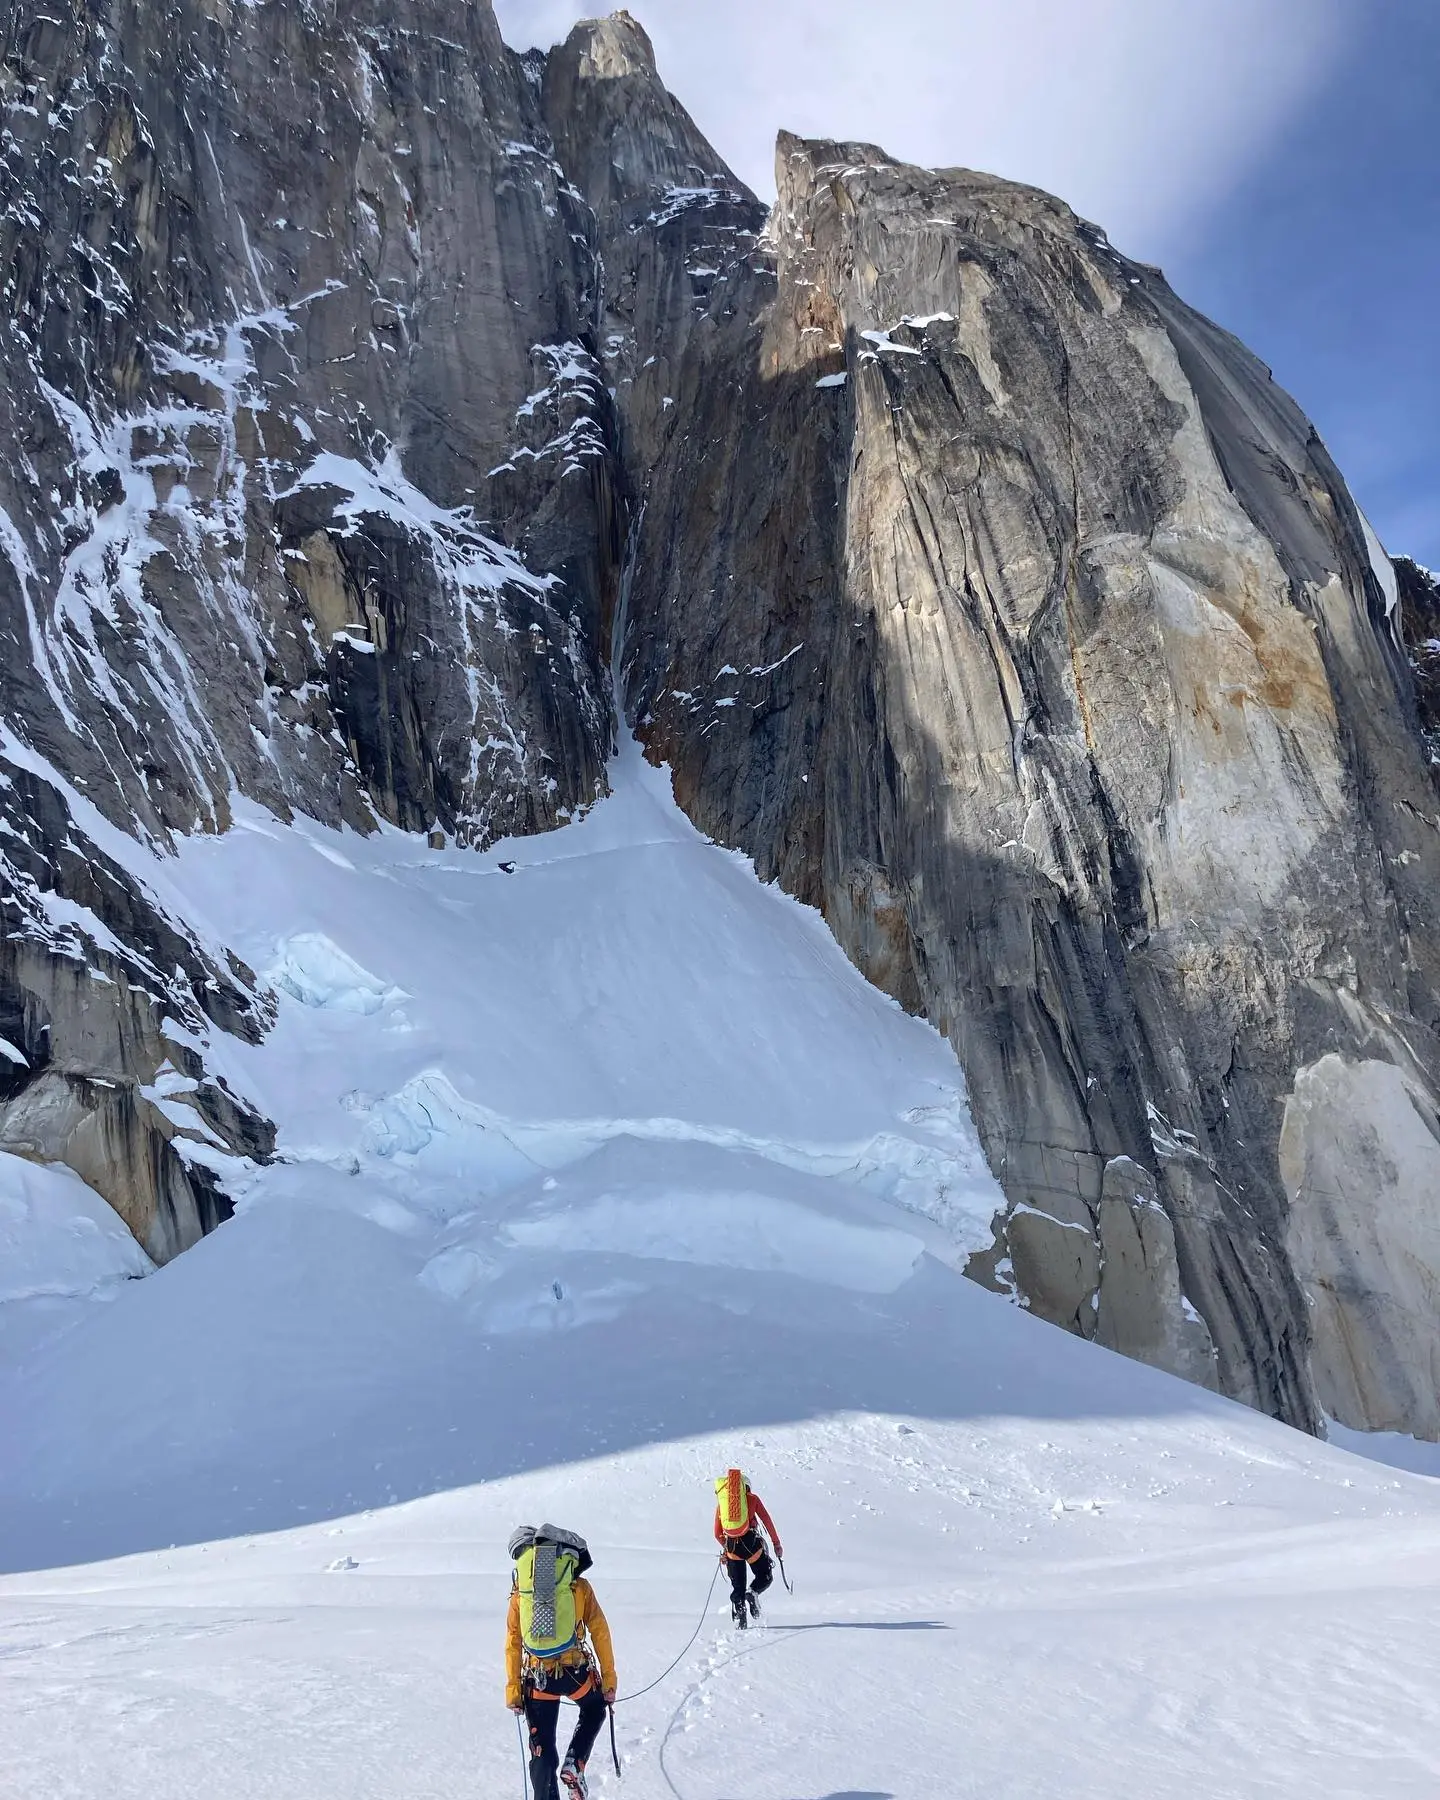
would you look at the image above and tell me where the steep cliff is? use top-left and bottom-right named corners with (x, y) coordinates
top-left (1, 0), bottom-right (618, 1251)
top-left (3, 3), bottom-right (1438, 1438)
top-left (1398, 556), bottom-right (1440, 770)
top-left (560, 24), bottom-right (1440, 1435)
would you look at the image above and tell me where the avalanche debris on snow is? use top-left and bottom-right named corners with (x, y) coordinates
top-left (266, 933), bottom-right (405, 1015)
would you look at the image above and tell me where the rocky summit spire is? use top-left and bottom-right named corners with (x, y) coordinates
top-left (542, 10), bottom-right (752, 219)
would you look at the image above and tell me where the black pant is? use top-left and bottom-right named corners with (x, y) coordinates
top-left (524, 1664), bottom-right (606, 1800)
top-left (723, 1529), bottom-right (773, 1606)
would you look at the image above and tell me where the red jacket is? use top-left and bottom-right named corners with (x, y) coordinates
top-left (715, 1490), bottom-right (782, 1557)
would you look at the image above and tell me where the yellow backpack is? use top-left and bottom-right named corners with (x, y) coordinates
top-left (510, 1524), bottom-right (592, 1657)
top-left (715, 1468), bottom-right (750, 1535)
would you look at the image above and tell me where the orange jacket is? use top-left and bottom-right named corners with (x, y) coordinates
top-left (714, 1490), bottom-right (782, 1557)
top-left (505, 1576), bottom-right (616, 1709)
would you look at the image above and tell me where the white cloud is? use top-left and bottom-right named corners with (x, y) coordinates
top-left (493, 0), bottom-right (1357, 258)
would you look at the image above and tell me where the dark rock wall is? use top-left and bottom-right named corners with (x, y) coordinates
top-left (1, 0), bottom-right (615, 844)
top-left (4, 3), bottom-right (1439, 1438)
top-left (0, 752), bottom-right (274, 1261)
top-left (574, 80), bottom-right (1440, 1433)
top-left (1, 0), bottom-right (618, 1247)
top-left (1398, 556), bottom-right (1440, 769)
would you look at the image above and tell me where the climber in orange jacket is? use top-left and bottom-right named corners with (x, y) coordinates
top-left (713, 1468), bottom-right (783, 1629)
top-left (506, 1525), bottom-right (617, 1800)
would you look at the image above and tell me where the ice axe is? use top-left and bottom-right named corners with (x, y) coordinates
top-left (608, 1703), bottom-right (622, 1779)
top-left (776, 1551), bottom-right (793, 1595)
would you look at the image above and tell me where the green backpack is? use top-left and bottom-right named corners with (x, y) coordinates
top-left (509, 1524), bottom-right (593, 1657)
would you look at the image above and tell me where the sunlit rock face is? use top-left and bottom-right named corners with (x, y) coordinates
top-left (600, 98), bottom-right (1440, 1435)
top-left (4, 4), bottom-right (1440, 1438)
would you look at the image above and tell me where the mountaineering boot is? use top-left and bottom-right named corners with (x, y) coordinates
top-left (731, 1596), bottom-right (748, 1630)
top-left (560, 1753), bottom-right (588, 1799)
top-left (746, 1590), bottom-right (761, 1622)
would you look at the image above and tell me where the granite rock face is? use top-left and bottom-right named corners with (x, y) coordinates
top-left (0, 747), bottom-right (275, 1261)
top-left (599, 100), bottom-right (1440, 1434)
top-left (1, 0), bottom-right (618, 1249)
top-left (1397, 556), bottom-right (1440, 772)
top-left (4, 4), bottom-right (1439, 1438)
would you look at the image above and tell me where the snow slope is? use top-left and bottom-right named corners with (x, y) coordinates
top-left (2, 741), bottom-right (1439, 1798)
top-left (0, 1152), bottom-right (152, 1363)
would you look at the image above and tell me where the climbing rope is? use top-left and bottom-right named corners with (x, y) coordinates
top-left (613, 1557), bottom-right (724, 1704)
top-left (510, 1555), bottom-right (733, 1791)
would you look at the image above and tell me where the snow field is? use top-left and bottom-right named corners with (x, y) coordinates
top-left (3, 1403), bottom-right (1439, 1799)
top-left (2, 738), bottom-right (1439, 1796)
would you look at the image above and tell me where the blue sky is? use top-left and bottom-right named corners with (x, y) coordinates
top-left (1169, 2), bottom-right (1439, 567)
top-left (495, 0), bottom-right (1436, 566)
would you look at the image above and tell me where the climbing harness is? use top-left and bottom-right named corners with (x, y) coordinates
top-left (509, 1550), bottom-right (748, 1789)
top-left (523, 1656), bottom-right (599, 1703)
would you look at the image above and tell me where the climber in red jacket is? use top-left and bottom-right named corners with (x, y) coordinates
top-left (713, 1468), bottom-right (783, 1628)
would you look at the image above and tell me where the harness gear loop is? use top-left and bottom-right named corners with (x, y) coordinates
top-left (521, 1647), bottom-right (598, 1702)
